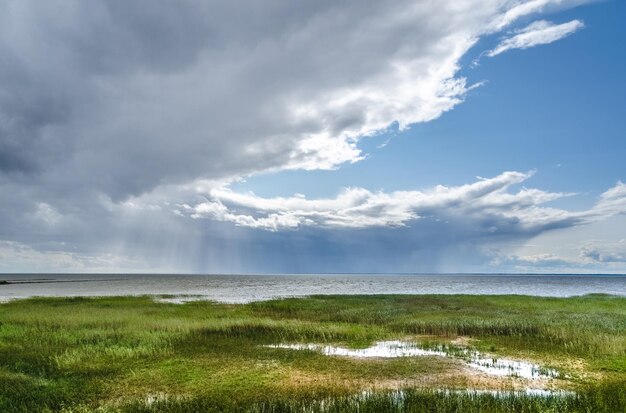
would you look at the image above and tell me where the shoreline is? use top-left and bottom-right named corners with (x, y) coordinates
top-left (1, 291), bottom-right (625, 305)
top-left (2, 274), bottom-right (625, 304)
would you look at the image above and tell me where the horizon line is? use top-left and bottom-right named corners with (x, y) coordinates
top-left (1, 272), bottom-right (625, 277)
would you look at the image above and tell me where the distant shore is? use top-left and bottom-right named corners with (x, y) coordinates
top-left (1, 274), bottom-right (625, 304)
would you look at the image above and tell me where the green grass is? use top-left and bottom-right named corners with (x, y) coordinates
top-left (0, 294), bottom-right (624, 412)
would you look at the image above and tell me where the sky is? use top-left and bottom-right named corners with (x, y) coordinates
top-left (0, 0), bottom-right (625, 274)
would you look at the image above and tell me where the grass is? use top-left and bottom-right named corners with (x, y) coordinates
top-left (0, 294), bottom-right (624, 412)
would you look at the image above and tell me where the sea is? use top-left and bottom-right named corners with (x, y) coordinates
top-left (1, 273), bottom-right (625, 303)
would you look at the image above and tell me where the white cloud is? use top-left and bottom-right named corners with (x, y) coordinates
top-left (581, 239), bottom-right (626, 263)
top-left (0, 241), bottom-right (148, 273)
top-left (183, 172), bottom-right (625, 233)
top-left (489, 251), bottom-right (575, 267)
top-left (34, 203), bottom-right (62, 225)
top-left (487, 19), bottom-right (584, 57)
top-left (486, 238), bottom-right (626, 273)
top-left (488, 0), bottom-right (590, 31)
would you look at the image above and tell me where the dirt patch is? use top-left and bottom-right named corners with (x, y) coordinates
top-left (278, 361), bottom-right (564, 394)
top-left (451, 336), bottom-right (474, 346)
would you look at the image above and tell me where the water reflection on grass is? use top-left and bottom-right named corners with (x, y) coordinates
top-left (267, 340), bottom-right (559, 380)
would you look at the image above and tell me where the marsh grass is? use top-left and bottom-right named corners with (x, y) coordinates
top-left (0, 294), bottom-right (624, 412)
top-left (118, 383), bottom-right (626, 413)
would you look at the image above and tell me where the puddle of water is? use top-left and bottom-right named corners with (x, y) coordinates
top-left (270, 341), bottom-right (448, 358)
top-left (266, 341), bottom-right (559, 380)
top-left (366, 388), bottom-right (574, 399)
top-left (361, 388), bottom-right (574, 401)
top-left (522, 388), bottom-right (575, 397)
top-left (467, 355), bottom-right (558, 379)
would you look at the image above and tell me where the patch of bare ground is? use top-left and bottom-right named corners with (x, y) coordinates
top-left (451, 336), bottom-right (475, 346)
top-left (279, 359), bottom-right (567, 394)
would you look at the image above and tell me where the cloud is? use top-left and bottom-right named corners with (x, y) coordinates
top-left (0, 241), bottom-right (148, 273)
top-left (0, 1), bottom-right (593, 201)
top-left (488, 0), bottom-right (592, 31)
top-left (485, 238), bottom-right (626, 273)
top-left (581, 240), bottom-right (626, 263)
top-left (183, 172), bottom-right (626, 235)
top-left (0, 0), bottom-right (474, 199)
top-left (486, 19), bottom-right (584, 57)
top-left (185, 171), bottom-right (529, 229)
top-left (489, 252), bottom-right (576, 268)
top-left (0, 0), bottom-right (605, 273)
top-left (1, 173), bottom-right (624, 273)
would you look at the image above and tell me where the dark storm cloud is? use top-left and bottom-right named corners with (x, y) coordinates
top-left (0, 0), bottom-right (501, 199)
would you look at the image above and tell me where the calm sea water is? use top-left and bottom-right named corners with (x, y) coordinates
top-left (1, 274), bottom-right (625, 303)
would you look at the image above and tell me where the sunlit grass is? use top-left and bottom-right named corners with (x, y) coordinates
top-left (0, 294), bottom-right (624, 412)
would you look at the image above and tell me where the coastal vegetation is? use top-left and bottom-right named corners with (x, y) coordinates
top-left (0, 294), bottom-right (624, 412)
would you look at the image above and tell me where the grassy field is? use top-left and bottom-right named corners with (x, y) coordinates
top-left (0, 294), bottom-right (624, 412)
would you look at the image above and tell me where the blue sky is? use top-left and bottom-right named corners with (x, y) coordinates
top-left (0, 0), bottom-right (624, 273)
top-left (234, 0), bottom-right (625, 202)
